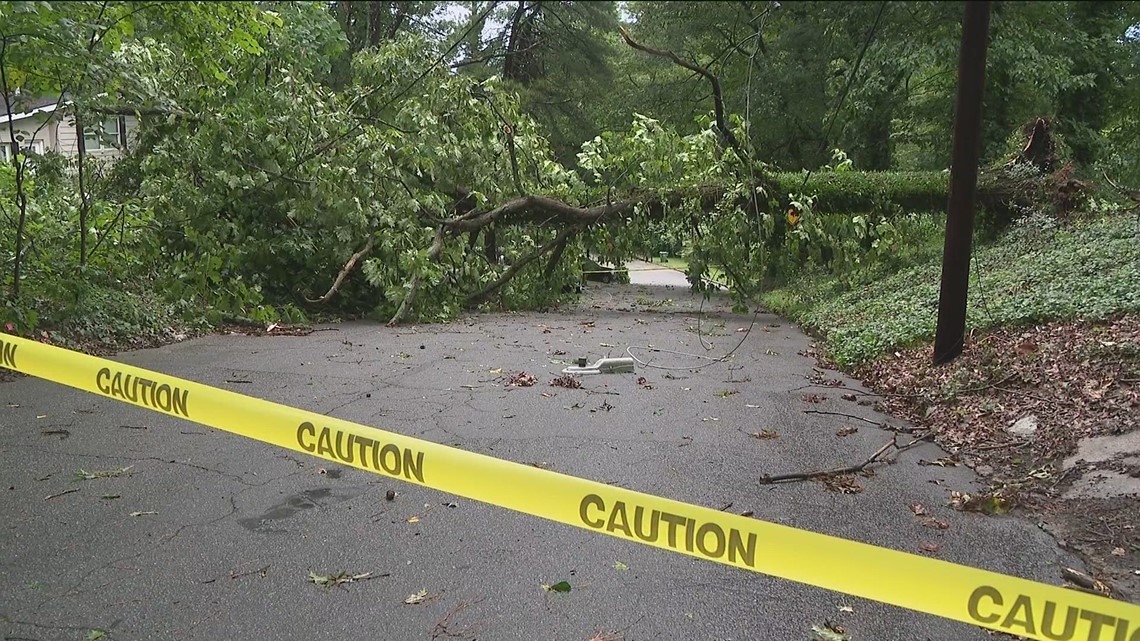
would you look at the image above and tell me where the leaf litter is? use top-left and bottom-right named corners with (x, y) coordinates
top-left (309, 570), bottom-right (382, 590)
top-left (853, 316), bottom-right (1140, 598)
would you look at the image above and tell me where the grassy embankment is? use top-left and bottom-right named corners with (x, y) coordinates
top-left (761, 210), bottom-right (1139, 367)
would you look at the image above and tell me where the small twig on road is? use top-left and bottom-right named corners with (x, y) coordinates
top-left (230, 565), bottom-right (270, 580)
top-left (993, 385), bottom-right (1072, 406)
top-left (44, 487), bottom-right (79, 501)
top-left (431, 596), bottom-right (486, 640)
top-left (802, 409), bottom-right (924, 434)
top-left (802, 409), bottom-right (883, 425)
top-left (759, 433), bottom-right (932, 484)
top-left (792, 373), bottom-right (1019, 398)
top-left (966, 440), bottom-right (1030, 452)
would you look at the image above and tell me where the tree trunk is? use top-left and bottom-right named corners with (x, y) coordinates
top-left (0, 44), bottom-right (29, 301)
top-left (76, 111), bottom-right (90, 267)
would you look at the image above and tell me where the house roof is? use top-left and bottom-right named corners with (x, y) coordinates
top-left (1, 93), bottom-right (67, 124)
top-left (7, 93), bottom-right (63, 112)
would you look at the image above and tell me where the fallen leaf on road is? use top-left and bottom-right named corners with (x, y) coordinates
top-left (801, 394), bottom-right (827, 403)
top-left (819, 475), bottom-right (862, 494)
top-left (751, 430), bottom-right (778, 439)
top-left (909, 503), bottom-right (928, 516)
top-left (836, 427), bottom-right (858, 437)
top-left (811, 622), bottom-right (850, 641)
top-left (77, 466), bottom-right (133, 480)
top-left (406, 516), bottom-right (420, 523)
top-left (551, 375), bottom-right (582, 389)
top-left (403, 589), bottom-right (430, 604)
top-left (613, 561), bottom-right (628, 571)
top-left (919, 516), bottom-right (950, 530)
top-left (919, 542), bottom-right (941, 555)
top-left (841, 393), bottom-right (857, 401)
top-left (949, 490), bottom-right (1009, 514)
top-left (918, 457), bottom-right (959, 467)
top-left (490, 368), bottom-right (502, 374)
top-left (542, 581), bottom-right (572, 593)
top-left (309, 571), bottom-right (377, 589)
top-left (506, 372), bottom-right (537, 387)
top-left (837, 605), bottom-right (854, 613)
top-left (86, 631), bottom-right (105, 641)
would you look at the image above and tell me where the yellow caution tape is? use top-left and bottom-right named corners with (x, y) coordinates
top-left (1, 333), bottom-right (1136, 640)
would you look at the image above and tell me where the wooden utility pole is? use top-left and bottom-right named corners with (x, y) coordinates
top-left (933, 1), bottom-right (992, 365)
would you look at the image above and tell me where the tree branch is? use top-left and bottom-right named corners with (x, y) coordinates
top-left (759, 433), bottom-right (931, 484)
top-left (306, 236), bottom-right (376, 304)
top-left (466, 225), bottom-right (579, 306)
top-left (388, 227), bottom-right (447, 326)
top-left (619, 25), bottom-right (746, 160)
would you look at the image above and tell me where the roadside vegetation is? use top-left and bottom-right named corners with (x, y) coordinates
top-left (3, 2), bottom-right (1137, 352)
top-left (763, 206), bottom-right (1140, 367)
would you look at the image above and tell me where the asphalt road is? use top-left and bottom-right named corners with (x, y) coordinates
top-left (626, 259), bottom-right (692, 288)
top-left (1, 283), bottom-right (1083, 641)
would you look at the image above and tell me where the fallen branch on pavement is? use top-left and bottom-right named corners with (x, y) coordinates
top-left (759, 432), bottom-right (932, 484)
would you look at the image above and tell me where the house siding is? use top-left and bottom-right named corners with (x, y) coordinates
top-left (4, 113), bottom-right (55, 156)
top-left (57, 113), bottom-right (138, 160)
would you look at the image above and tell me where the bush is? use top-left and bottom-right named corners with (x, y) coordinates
top-left (772, 171), bottom-right (949, 216)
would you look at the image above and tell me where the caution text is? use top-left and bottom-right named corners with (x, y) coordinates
top-left (296, 421), bottom-right (425, 482)
top-left (968, 585), bottom-right (1137, 641)
top-left (579, 494), bottom-right (756, 567)
top-left (0, 338), bottom-right (16, 369)
top-left (95, 367), bottom-right (189, 417)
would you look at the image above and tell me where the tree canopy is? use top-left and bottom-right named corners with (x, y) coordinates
top-left (2, 1), bottom-right (1137, 331)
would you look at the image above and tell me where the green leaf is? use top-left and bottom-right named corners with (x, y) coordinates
top-left (543, 580), bottom-right (571, 593)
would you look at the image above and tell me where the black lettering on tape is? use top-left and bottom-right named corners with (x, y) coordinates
top-left (1080, 611), bottom-right (1115, 641)
top-left (967, 586), bottom-right (1135, 641)
top-left (577, 495), bottom-right (756, 567)
top-left (1002, 594), bottom-right (1036, 636)
top-left (696, 522), bottom-right (725, 559)
top-left (296, 422), bottom-right (425, 482)
top-left (94, 367), bottom-right (189, 418)
top-left (632, 505), bottom-right (658, 542)
top-left (1040, 601), bottom-right (1078, 641)
top-left (606, 501), bottom-right (632, 537)
top-left (297, 422), bottom-right (317, 452)
top-left (0, 339), bottom-right (17, 368)
top-left (968, 586), bottom-right (1003, 625)
top-left (580, 494), bottom-right (605, 528)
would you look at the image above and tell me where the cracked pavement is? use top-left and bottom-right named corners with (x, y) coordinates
top-left (0, 283), bottom-right (1089, 640)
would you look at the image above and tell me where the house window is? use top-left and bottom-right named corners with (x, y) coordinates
top-left (83, 117), bottom-right (121, 150)
top-left (1, 139), bottom-right (44, 161)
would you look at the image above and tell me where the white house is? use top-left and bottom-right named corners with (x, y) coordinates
top-left (2, 95), bottom-right (139, 163)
